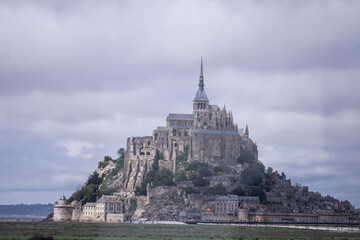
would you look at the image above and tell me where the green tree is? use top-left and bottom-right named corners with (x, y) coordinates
top-left (186, 161), bottom-right (208, 171)
top-left (198, 167), bottom-right (212, 177)
top-left (206, 184), bottom-right (228, 195)
top-left (241, 168), bottom-right (263, 186)
top-left (237, 150), bottom-right (255, 164)
top-left (230, 186), bottom-right (246, 196)
top-left (249, 186), bottom-right (266, 203)
top-left (175, 170), bottom-right (188, 182)
top-left (104, 156), bottom-right (112, 161)
top-left (117, 148), bottom-right (125, 159)
top-left (154, 168), bottom-right (175, 187)
top-left (87, 171), bottom-right (102, 185)
top-left (183, 187), bottom-right (201, 194)
top-left (266, 167), bottom-right (273, 175)
top-left (192, 174), bottom-right (209, 187)
top-left (213, 166), bottom-right (223, 174)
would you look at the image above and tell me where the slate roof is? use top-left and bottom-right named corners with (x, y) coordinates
top-left (191, 129), bottom-right (239, 135)
top-left (83, 202), bottom-right (96, 207)
top-left (238, 196), bottom-right (260, 203)
top-left (167, 113), bottom-right (195, 121)
top-left (156, 126), bottom-right (171, 131)
top-left (209, 105), bottom-right (220, 111)
top-left (194, 88), bottom-right (209, 101)
top-left (96, 195), bottom-right (121, 203)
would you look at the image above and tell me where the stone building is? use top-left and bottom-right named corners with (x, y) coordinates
top-left (124, 58), bottom-right (258, 190)
top-left (53, 195), bottom-right (81, 222)
top-left (54, 195), bottom-right (125, 223)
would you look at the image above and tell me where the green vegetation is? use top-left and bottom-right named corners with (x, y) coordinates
top-left (176, 144), bottom-right (189, 169)
top-left (128, 198), bottom-right (137, 213)
top-left (205, 184), bottom-right (228, 195)
top-left (237, 150), bottom-right (255, 164)
top-left (154, 168), bottom-right (175, 187)
top-left (68, 147), bottom-right (126, 205)
top-left (0, 222), bottom-right (357, 240)
top-left (192, 174), bottom-right (209, 187)
top-left (175, 170), bottom-right (188, 182)
top-left (230, 186), bottom-right (246, 196)
top-left (241, 168), bottom-right (263, 186)
top-left (183, 187), bottom-right (201, 194)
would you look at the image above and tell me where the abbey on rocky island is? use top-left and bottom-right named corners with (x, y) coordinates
top-left (123, 58), bottom-right (258, 190)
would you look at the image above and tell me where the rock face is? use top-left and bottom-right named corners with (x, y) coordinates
top-left (134, 186), bottom-right (215, 221)
top-left (123, 58), bottom-right (258, 191)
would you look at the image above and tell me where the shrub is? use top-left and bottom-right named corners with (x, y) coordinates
top-left (98, 161), bottom-right (109, 169)
top-left (198, 167), bottom-right (212, 177)
top-left (237, 150), bottom-right (255, 164)
top-left (183, 187), bottom-right (201, 194)
top-left (186, 161), bottom-right (208, 171)
top-left (129, 198), bottom-right (137, 213)
top-left (154, 168), bottom-right (175, 187)
top-left (241, 168), bottom-right (263, 186)
top-left (206, 184), bottom-right (228, 195)
top-left (175, 170), bottom-right (188, 182)
top-left (192, 175), bottom-right (209, 187)
top-left (230, 186), bottom-right (246, 196)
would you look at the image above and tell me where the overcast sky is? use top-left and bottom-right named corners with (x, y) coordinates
top-left (1, 0), bottom-right (360, 207)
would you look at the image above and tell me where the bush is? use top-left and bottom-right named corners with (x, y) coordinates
top-left (230, 186), bottom-right (246, 196)
top-left (87, 171), bottom-right (102, 185)
top-left (237, 150), bottom-right (255, 164)
top-left (213, 166), bottom-right (223, 174)
top-left (183, 187), bottom-right (201, 194)
top-left (188, 172), bottom-right (198, 181)
top-left (154, 168), bottom-right (175, 187)
top-left (98, 161), bottom-right (109, 169)
top-left (241, 168), bottom-right (263, 186)
top-left (186, 161), bottom-right (208, 171)
top-left (129, 198), bottom-right (137, 213)
top-left (206, 184), bottom-right (228, 195)
top-left (249, 186), bottom-right (266, 203)
top-left (198, 167), bottom-right (212, 177)
top-left (175, 170), bottom-right (188, 182)
top-left (192, 175), bottom-right (209, 187)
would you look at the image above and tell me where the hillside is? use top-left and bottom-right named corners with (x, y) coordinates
top-left (65, 146), bottom-right (359, 222)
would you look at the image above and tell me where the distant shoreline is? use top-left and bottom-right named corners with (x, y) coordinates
top-left (0, 215), bottom-right (46, 222)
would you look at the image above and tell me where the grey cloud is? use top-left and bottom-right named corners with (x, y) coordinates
top-left (1, 0), bottom-right (360, 206)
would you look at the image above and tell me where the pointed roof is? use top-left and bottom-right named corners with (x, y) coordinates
top-left (194, 56), bottom-right (209, 102)
top-left (245, 124), bottom-right (249, 137)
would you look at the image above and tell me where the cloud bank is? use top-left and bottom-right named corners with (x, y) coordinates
top-left (0, 0), bottom-right (359, 206)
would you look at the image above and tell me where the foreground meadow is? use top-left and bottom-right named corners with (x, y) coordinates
top-left (0, 221), bottom-right (360, 240)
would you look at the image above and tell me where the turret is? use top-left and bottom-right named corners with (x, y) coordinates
top-left (244, 124), bottom-right (249, 138)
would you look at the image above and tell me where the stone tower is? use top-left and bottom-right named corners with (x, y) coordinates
top-left (193, 57), bottom-right (209, 116)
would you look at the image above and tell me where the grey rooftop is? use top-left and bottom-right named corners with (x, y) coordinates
top-left (167, 113), bottom-right (195, 121)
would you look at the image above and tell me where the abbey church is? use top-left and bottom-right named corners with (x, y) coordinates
top-left (124, 58), bottom-right (258, 190)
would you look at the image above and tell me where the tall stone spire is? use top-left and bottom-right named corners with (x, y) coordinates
top-left (194, 56), bottom-right (208, 102)
top-left (244, 124), bottom-right (249, 138)
top-left (199, 56), bottom-right (204, 90)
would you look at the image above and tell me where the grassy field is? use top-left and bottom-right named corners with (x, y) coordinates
top-left (0, 221), bottom-right (360, 240)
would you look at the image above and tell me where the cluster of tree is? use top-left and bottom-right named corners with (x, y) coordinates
top-left (175, 144), bottom-right (189, 169)
top-left (68, 148), bottom-right (125, 205)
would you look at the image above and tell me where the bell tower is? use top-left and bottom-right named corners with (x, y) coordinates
top-left (193, 56), bottom-right (209, 116)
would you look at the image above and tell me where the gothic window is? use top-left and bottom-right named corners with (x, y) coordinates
top-left (198, 103), bottom-right (200, 109)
